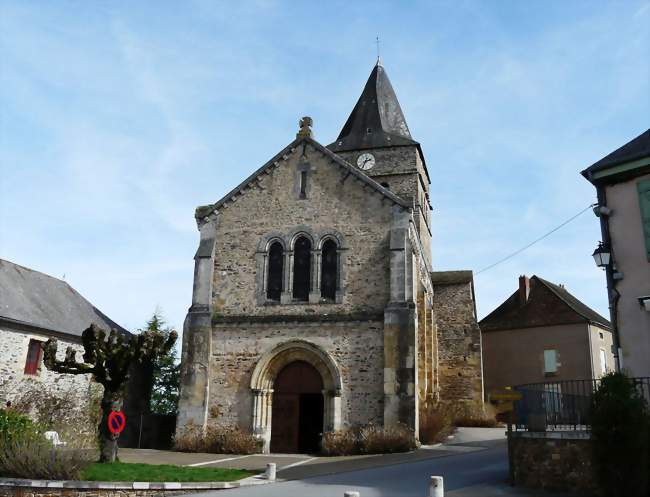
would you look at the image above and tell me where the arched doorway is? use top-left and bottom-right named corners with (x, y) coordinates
top-left (270, 361), bottom-right (324, 453)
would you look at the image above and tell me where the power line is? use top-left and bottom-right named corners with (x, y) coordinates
top-left (476, 203), bottom-right (595, 275)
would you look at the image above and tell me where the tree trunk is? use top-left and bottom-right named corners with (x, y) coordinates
top-left (98, 391), bottom-right (121, 463)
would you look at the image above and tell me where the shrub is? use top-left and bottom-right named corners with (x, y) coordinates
top-left (174, 423), bottom-right (262, 454)
top-left (321, 423), bottom-right (417, 456)
top-left (591, 372), bottom-right (650, 497)
top-left (419, 408), bottom-right (453, 445)
top-left (321, 429), bottom-right (359, 456)
top-left (0, 409), bottom-right (92, 480)
top-left (451, 401), bottom-right (499, 428)
top-left (0, 409), bottom-right (34, 446)
top-left (0, 436), bottom-right (92, 480)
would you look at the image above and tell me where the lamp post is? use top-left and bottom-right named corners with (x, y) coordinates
top-left (592, 242), bottom-right (611, 269)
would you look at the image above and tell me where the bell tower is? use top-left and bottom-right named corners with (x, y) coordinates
top-left (327, 60), bottom-right (432, 265)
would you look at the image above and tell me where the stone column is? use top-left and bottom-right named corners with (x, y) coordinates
top-left (323, 389), bottom-right (342, 432)
top-left (281, 251), bottom-right (294, 304)
top-left (309, 248), bottom-right (322, 304)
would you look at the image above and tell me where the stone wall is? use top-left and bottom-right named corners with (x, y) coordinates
top-left (211, 143), bottom-right (394, 318)
top-left (0, 327), bottom-right (97, 412)
top-left (509, 432), bottom-right (597, 494)
top-left (432, 280), bottom-right (483, 402)
top-left (209, 320), bottom-right (384, 429)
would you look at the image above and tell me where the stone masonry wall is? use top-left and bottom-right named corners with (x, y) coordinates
top-left (509, 432), bottom-right (598, 494)
top-left (209, 320), bottom-right (384, 429)
top-left (211, 143), bottom-right (394, 317)
top-left (433, 283), bottom-right (483, 402)
top-left (0, 327), bottom-right (97, 410)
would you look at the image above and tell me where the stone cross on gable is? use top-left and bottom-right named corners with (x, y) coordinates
top-left (297, 116), bottom-right (313, 138)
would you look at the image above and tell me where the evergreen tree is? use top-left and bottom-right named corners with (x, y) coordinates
top-left (142, 312), bottom-right (180, 415)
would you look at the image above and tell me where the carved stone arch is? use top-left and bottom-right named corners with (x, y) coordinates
top-left (256, 231), bottom-right (287, 252)
top-left (286, 226), bottom-right (316, 249)
top-left (250, 340), bottom-right (342, 452)
top-left (316, 228), bottom-right (346, 250)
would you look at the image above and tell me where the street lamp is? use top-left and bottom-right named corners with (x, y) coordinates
top-left (592, 242), bottom-right (611, 269)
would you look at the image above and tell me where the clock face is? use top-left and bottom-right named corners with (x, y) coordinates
top-left (357, 152), bottom-right (375, 170)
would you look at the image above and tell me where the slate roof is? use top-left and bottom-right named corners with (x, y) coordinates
top-left (327, 61), bottom-right (418, 153)
top-left (430, 270), bottom-right (474, 285)
top-left (0, 259), bottom-right (129, 338)
top-left (581, 128), bottom-right (650, 180)
top-left (479, 275), bottom-right (611, 332)
top-left (196, 134), bottom-right (410, 220)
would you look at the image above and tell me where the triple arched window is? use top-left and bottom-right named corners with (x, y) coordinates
top-left (262, 232), bottom-right (341, 304)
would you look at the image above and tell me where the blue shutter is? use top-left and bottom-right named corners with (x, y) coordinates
top-left (638, 179), bottom-right (650, 262)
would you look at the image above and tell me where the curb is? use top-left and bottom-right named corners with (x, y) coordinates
top-left (0, 477), bottom-right (258, 491)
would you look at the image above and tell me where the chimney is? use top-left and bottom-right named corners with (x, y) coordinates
top-left (518, 275), bottom-right (530, 305)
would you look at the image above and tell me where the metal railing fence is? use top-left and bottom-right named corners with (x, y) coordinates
top-left (512, 377), bottom-right (650, 432)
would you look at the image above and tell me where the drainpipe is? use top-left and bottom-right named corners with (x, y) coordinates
top-left (595, 184), bottom-right (622, 371)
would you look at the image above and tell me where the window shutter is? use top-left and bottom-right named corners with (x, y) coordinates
top-left (23, 339), bottom-right (43, 375)
top-left (638, 179), bottom-right (650, 262)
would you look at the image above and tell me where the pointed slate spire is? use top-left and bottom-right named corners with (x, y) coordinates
top-left (328, 61), bottom-right (417, 153)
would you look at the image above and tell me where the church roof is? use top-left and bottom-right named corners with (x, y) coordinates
top-left (0, 258), bottom-right (129, 338)
top-left (196, 134), bottom-right (411, 221)
top-left (479, 275), bottom-right (611, 332)
top-left (327, 61), bottom-right (418, 153)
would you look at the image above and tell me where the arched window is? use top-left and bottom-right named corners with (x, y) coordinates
top-left (267, 241), bottom-right (284, 301)
top-left (320, 239), bottom-right (338, 301)
top-left (293, 236), bottom-right (311, 301)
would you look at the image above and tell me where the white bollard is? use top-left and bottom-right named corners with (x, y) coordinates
top-left (429, 475), bottom-right (444, 497)
top-left (265, 462), bottom-right (276, 481)
top-left (344, 492), bottom-right (360, 497)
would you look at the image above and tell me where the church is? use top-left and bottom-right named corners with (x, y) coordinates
top-left (177, 61), bottom-right (483, 453)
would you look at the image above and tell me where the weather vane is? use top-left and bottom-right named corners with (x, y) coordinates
top-left (376, 36), bottom-right (381, 62)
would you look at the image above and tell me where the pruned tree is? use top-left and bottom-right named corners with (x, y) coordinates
top-left (43, 324), bottom-right (177, 463)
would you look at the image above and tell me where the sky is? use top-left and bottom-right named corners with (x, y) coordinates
top-left (1, 0), bottom-right (649, 337)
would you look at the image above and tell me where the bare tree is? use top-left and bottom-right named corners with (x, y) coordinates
top-left (43, 324), bottom-right (177, 462)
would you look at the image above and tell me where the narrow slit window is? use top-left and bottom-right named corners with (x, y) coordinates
top-left (293, 236), bottom-right (311, 301)
top-left (266, 242), bottom-right (284, 301)
top-left (320, 239), bottom-right (338, 301)
top-left (24, 339), bottom-right (43, 375)
top-left (299, 171), bottom-right (308, 199)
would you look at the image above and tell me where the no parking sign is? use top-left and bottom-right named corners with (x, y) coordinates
top-left (107, 411), bottom-right (126, 435)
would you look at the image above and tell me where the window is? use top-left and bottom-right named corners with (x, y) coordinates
top-left (299, 171), bottom-right (308, 199)
top-left (293, 236), bottom-right (311, 301)
top-left (543, 349), bottom-right (558, 374)
top-left (638, 179), bottom-right (650, 261)
top-left (321, 239), bottom-right (338, 301)
top-left (24, 339), bottom-right (43, 375)
top-left (600, 348), bottom-right (608, 375)
top-left (267, 242), bottom-right (284, 301)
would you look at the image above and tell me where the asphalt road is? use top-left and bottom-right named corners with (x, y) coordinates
top-left (191, 441), bottom-right (508, 497)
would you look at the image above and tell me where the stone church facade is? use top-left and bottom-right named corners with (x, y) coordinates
top-left (178, 62), bottom-right (483, 453)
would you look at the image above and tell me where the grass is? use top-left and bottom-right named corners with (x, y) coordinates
top-left (81, 462), bottom-right (256, 482)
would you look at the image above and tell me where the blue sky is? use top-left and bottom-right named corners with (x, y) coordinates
top-left (1, 0), bottom-right (648, 335)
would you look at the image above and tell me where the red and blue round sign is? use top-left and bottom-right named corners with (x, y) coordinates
top-left (107, 411), bottom-right (126, 435)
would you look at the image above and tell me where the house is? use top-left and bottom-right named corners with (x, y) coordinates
top-left (581, 128), bottom-right (650, 377)
top-left (479, 275), bottom-right (614, 394)
top-left (0, 258), bottom-right (128, 413)
top-left (177, 61), bottom-right (483, 453)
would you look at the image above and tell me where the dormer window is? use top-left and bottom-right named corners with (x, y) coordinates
top-left (366, 128), bottom-right (372, 134)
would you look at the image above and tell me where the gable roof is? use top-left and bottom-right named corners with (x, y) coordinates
top-left (327, 61), bottom-right (417, 154)
top-left (582, 129), bottom-right (650, 183)
top-left (0, 259), bottom-right (129, 338)
top-left (195, 135), bottom-right (410, 221)
top-left (479, 275), bottom-right (611, 332)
